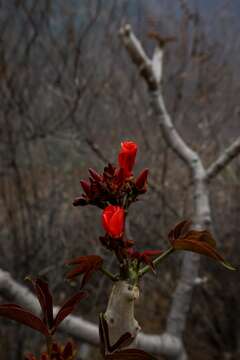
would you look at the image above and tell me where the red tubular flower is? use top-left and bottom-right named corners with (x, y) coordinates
top-left (102, 205), bottom-right (125, 238)
top-left (118, 141), bottom-right (138, 178)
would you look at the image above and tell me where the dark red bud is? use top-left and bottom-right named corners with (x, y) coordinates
top-left (116, 167), bottom-right (125, 184)
top-left (80, 180), bottom-right (91, 197)
top-left (88, 168), bottom-right (102, 182)
top-left (135, 169), bottom-right (149, 190)
top-left (73, 197), bottom-right (88, 206)
top-left (104, 164), bottom-right (115, 176)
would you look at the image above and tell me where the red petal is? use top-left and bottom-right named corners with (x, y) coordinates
top-left (109, 208), bottom-right (125, 237)
top-left (118, 141), bottom-right (138, 178)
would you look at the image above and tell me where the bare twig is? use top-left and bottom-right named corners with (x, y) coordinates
top-left (206, 137), bottom-right (240, 181)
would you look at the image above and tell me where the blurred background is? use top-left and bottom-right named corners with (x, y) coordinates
top-left (0, 0), bottom-right (239, 359)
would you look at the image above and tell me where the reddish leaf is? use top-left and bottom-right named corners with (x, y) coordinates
top-left (105, 349), bottom-right (157, 359)
top-left (0, 304), bottom-right (49, 336)
top-left (32, 278), bottom-right (53, 328)
top-left (66, 255), bottom-right (103, 288)
top-left (62, 341), bottom-right (74, 359)
top-left (53, 291), bottom-right (87, 330)
top-left (169, 222), bottom-right (235, 270)
top-left (168, 220), bottom-right (191, 243)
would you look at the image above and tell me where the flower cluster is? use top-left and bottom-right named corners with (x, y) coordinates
top-left (73, 141), bottom-right (148, 209)
top-left (69, 141), bottom-right (165, 283)
top-left (72, 141), bottom-right (153, 262)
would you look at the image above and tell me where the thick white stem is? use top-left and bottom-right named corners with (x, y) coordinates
top-left (104, 281), bottom-right (140, 346)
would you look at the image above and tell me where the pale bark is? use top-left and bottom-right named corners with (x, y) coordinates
top-left (104, 281), bottom-right (140, 346)
top-left (206, 137), bottom-right (240, 181)
top-left (119, 23), bottom-right (239, 359)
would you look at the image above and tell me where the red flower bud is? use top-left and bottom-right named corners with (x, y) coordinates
top-left (135, 169), bottom-right (149, 190)
top-left (118, 141), bottom-right (138, 178)
top-left (80, 180), bottom-right (91, 197)
top-left (102, 205), bottom-right (125, 238)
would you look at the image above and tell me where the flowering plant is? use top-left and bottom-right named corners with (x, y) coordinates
top-left (0, 141), bottom-right (235, 360)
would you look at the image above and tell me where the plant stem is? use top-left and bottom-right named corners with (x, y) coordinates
top-left (138, 247), bottom-right (174, 277)
top-left (99, 266), bottom-right (119, 281)
top-left (46, 335), bottom-right (52, 356)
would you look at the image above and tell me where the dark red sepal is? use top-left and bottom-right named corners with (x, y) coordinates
top-left (72, 196), bottom-right (88, 206)
top-left (80, 180), bottom-right (91, 197)
top-left (89, 168), bottom-right (102, 182)
top-left (135, 169), bottom-right (149, 191)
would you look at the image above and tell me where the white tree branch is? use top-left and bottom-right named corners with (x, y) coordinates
top-left (119, 24), bottom-right (199, 170)
top-left (119, 23), bottom-right (213, 359)
top-left (0, 268), bottom-right (184, 357)
top-left (206, 137), bottom-right (240, 181)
